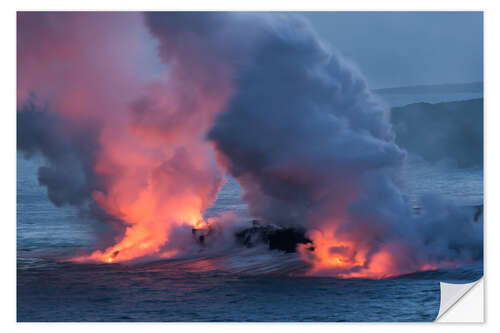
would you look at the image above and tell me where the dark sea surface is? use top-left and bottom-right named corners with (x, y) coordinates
top-left (17, 92), bottom-right (484, 322)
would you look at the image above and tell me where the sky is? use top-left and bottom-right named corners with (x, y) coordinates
top-left (300, 12), bottom-right (483, 89)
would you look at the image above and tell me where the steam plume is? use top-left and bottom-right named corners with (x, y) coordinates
top-left (17, 12), bottom-right (482, 276)
top-left (17, 12), bottom-right (227, 262)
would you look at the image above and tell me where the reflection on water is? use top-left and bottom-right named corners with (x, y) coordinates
top-left (17, 256), bottom-right (483, 322)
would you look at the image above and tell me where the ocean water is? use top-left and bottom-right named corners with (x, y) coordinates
top-left (17, 258), bottom-right (482, 322)
top-left (17, 92), bottom-right (484, 322)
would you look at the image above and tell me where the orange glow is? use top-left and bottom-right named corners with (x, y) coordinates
top-left (74, 158), bottom-right (223, 263)
top-left (299, 227), bottom-right (447, 279)
top-left (19, 13), bottom-right (478, 277)
top-left (68, 83), bottom-right (231, 263)
top-left (16, 13), bottom-right (233, 265)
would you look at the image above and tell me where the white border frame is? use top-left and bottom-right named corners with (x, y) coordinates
top-left (3, 1), bottom-right (497, 331)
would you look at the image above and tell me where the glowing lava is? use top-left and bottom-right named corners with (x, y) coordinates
top-left (299, 227), bottom-right (450, 279)
top-left (18, 12), bottom-right (482, 277)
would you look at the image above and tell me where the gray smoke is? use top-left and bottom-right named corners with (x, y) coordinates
top-left (17, 12), bottom-right (482, 272)
top-left (145, 12), bottom-right (482, 273)
top-left (17, 95), bottom-right (100, 207)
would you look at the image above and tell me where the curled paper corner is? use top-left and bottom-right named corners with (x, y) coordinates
top-left (435, 278), bottom-right (484, 322)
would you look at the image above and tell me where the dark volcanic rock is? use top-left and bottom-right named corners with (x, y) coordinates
top-left (235, 220), bottom-right (312, 253)
top-left (268, 228), bottom-right (312, 253)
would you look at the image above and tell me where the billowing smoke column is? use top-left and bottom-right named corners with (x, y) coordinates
top-left (17, 12), bottom-right (229, 263)
top-left (204, 13), bottom-right (482, 278)
top-left (17, 12), bottom-right (482, 276)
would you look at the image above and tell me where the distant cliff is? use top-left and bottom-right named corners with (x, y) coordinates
top-left (391, 98), bottom-right (483, 168)
top-left (375, 82), bottom-right (483, 95)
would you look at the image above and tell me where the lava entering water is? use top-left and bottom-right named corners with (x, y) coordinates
top-left (17, 12), bottom-right (482, 277)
